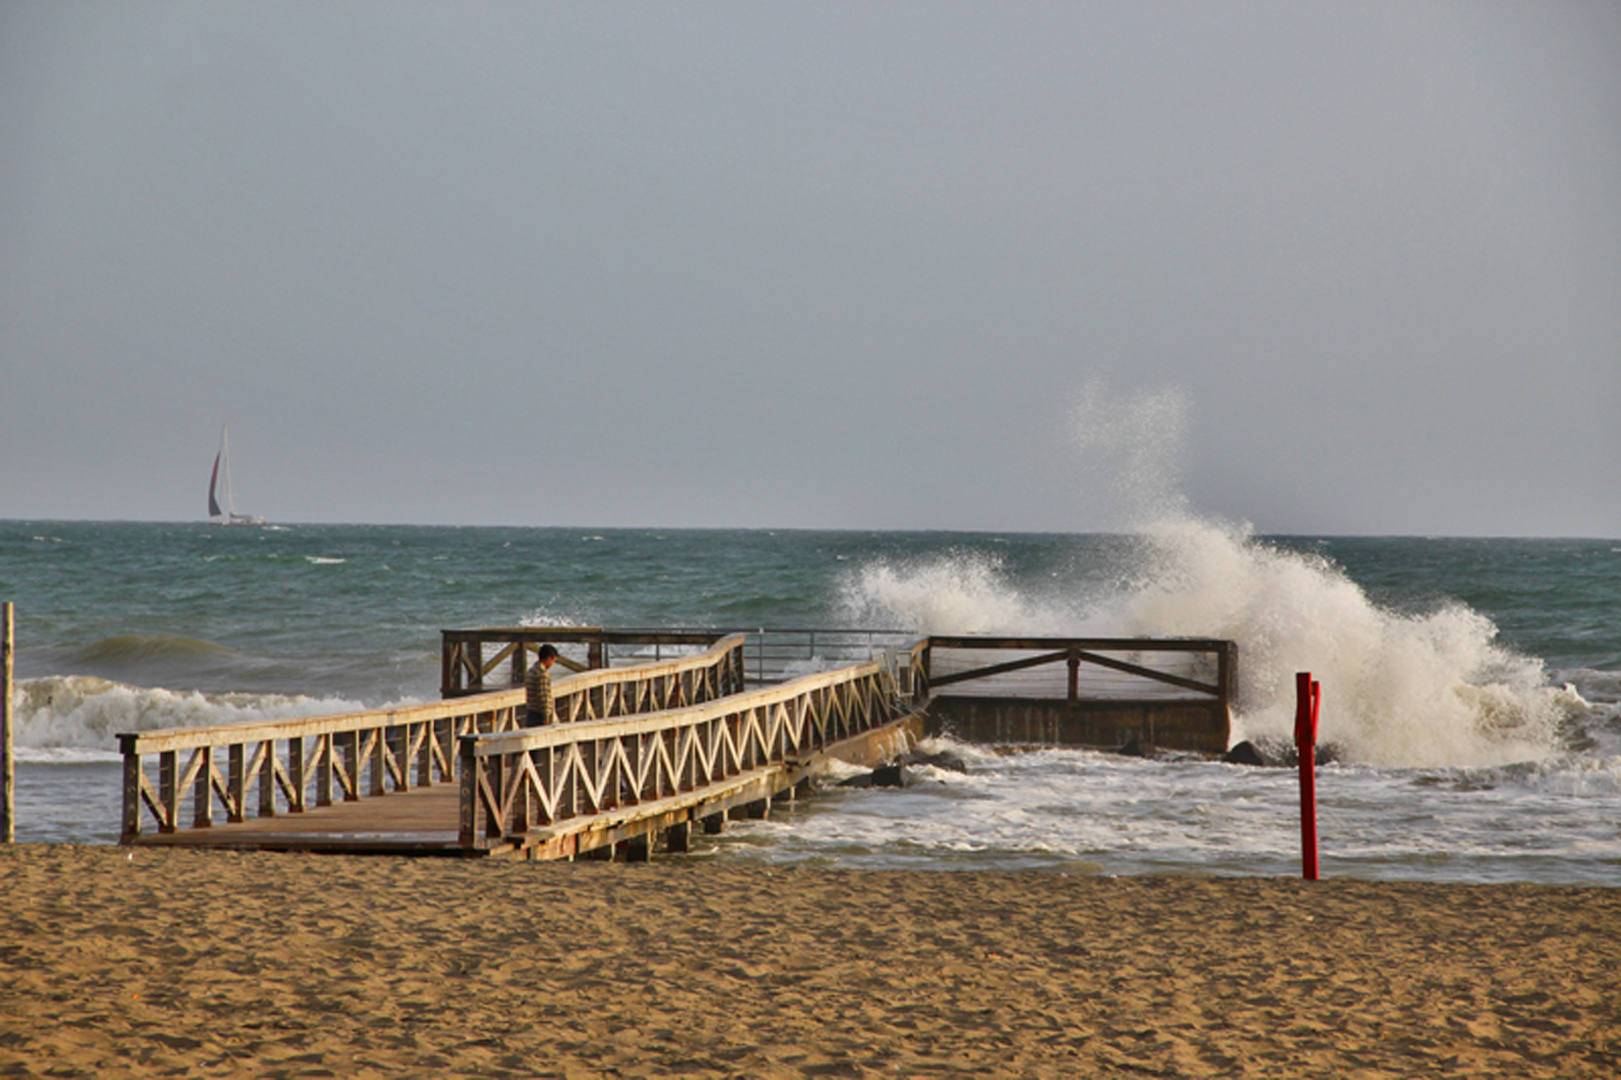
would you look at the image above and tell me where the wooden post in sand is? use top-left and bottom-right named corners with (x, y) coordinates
top-left (1295, 672), bottom-right (1321, 881)
top-left (3, 602), bottom-right (14, 843)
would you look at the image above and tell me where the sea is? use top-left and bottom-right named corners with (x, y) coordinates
top-left (2, 517), bottom-right (1618, 885)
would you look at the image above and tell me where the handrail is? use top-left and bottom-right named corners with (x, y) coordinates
top-left (458, 658), bottom-right (911, 849)
top-left (442, 627), bottom-right (731, 696)
top-left (119, 636), bottom-right (746, 842)
top-left (442, 626), bottom-right (918, 694)
top-left (921, 635), bottom-right (1237, 705)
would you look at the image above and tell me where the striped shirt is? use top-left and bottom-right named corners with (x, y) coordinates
top-left (524, 661), bottom-right (554, 726)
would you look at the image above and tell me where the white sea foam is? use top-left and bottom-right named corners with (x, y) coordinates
top-left (518, 611), bottom-right (594, 630)
top-left (841, 517), bottom-right (1573, 768)
top-left (844, 376), bottom-right (1580, 768)
top-left (10, 675), bottom-right (377, 760)
top-left (712, 734), bottom-right (1621, 881)
top-left (841, 551), bottom-right (1072, 634)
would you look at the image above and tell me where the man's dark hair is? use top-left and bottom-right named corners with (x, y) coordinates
top-left (537, 644), bottom-right (559, 662)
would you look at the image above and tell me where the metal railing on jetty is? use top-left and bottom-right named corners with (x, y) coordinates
top-left (118, 636), bottom-right (745, 842)
top-left (442, 626), bottom-right (920, 695)
top-left (459, 658), bottom-right (919, 857)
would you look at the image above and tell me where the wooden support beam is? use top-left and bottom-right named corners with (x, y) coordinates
top-left (624, 833), bottom-right (651, 862)
top-left (1070, 648), bottom-right (1220, 696)
top-left (929, 650), bottom-right (1071, 688)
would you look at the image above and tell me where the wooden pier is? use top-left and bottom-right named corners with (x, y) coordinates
top-left (121, 633), bottom-right (924, 858)
top-left (119, 629), bottom-right (1235, 859)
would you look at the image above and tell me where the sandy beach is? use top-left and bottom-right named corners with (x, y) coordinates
top-left (1, 845), bottom-right (1617, 1078)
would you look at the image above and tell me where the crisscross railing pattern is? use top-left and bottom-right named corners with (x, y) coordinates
top-left (120, 637), bottom-right (745, 841)
top-left (459, 659), bottom-right (908, 848)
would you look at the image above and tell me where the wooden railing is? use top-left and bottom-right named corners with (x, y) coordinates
top-left (443, 626), bottom-right (921, 693)
top-left (458, 659), bottom-right (911, 850)
top-left (441, 628), bottom-right (733, 696)
top-left (922, 635), bottom-right (1236, 706)
top-left (120, 636), bottom-right (746, 842)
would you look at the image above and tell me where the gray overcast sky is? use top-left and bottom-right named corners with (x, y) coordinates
top-left (2, 2), bottom-right (1617, 535)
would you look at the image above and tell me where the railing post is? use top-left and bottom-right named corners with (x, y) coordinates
top-left (258, 740), bottom-right (276, 817)
top-left (370, 728), bottom-right (387, 796)
top-left (288, 737), bottom-right (306, 812)
top-left (416, 721), bottom-right (432, 788)
top-left (1, 601), bottom-right (11, 844)
top-left (316, 734), bottom-right (334, 806)
top-left (342, 731), bottom-right (359, 801)
top-left (194, 746), bottom-right (213, 828)
top-left (159, 750), bottom-right (178, 833)
top-left (227, 743), bottom-right (245, 821)
top-left (458, 736), bottom-right (478, 847)
top-left (120, 736), bottom-right (141, 843)
top-left (441, 635), bottom-right (457, 697)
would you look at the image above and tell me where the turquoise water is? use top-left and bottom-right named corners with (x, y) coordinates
top-left (3, 519), bottom-right (1618, 882)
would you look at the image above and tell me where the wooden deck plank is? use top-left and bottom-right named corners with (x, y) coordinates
top-left (130, 785), bottom-right (464, 852)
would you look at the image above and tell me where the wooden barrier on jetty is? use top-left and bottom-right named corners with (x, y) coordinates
top-left (917, 635), bottom-right (1236, 753)
top-left (442, 626), bottom-right (918, 692)
top-left (442, 627), bottom-right (768, 697)
top-left (118, 636), bottom-right (745, 844)
top-left (459, 659), bottom-right (923, 860)
top-left (117, 626), bottom-right (1234, 857)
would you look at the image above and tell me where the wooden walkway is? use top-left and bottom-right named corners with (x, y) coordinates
top-left (120, 629), bottom-right (1234, 859)
top-left (128, 717), bottom-right (921, 859)
top-left (129, 783), bottom-right (465, 854)
top-left (122, 635), bottom-right (924, 859)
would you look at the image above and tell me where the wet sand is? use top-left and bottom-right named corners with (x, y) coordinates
top-left (2, 844), bottom-right (1618, 1078)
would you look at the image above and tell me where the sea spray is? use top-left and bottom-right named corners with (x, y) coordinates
top-left (840, 517), bottom-right (1578, 767)
top-left (839, 551), bottom-right (1065, 634)
top-left (1120, 518), bottom-right (1575, 766)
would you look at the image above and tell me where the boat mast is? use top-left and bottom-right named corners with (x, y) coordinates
top-left (219, 426), bottom-right (236, 518)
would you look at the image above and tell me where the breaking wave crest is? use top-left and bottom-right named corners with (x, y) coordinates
top-left (842, 516), bottom-right (1583, 768)
top-left (10, 675), bottom-right (376, 762)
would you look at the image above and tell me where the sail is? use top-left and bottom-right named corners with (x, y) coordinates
top-left (208, 450), bottom-right (223, 519)
top-left (208, 426), bottom-right (266, 525)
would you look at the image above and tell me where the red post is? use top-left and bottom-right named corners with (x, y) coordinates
top-left (1295, 672), bottom-right (1321, 880)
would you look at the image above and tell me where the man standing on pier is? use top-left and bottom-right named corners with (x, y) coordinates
top-left (524, 644), bottom-right (559, 726)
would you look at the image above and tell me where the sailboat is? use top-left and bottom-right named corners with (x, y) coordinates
top-left (208, 426), bottom-right (268, 526)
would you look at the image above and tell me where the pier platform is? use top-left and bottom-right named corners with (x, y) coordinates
top-left (119, 629), bottom-right (1233, 859)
